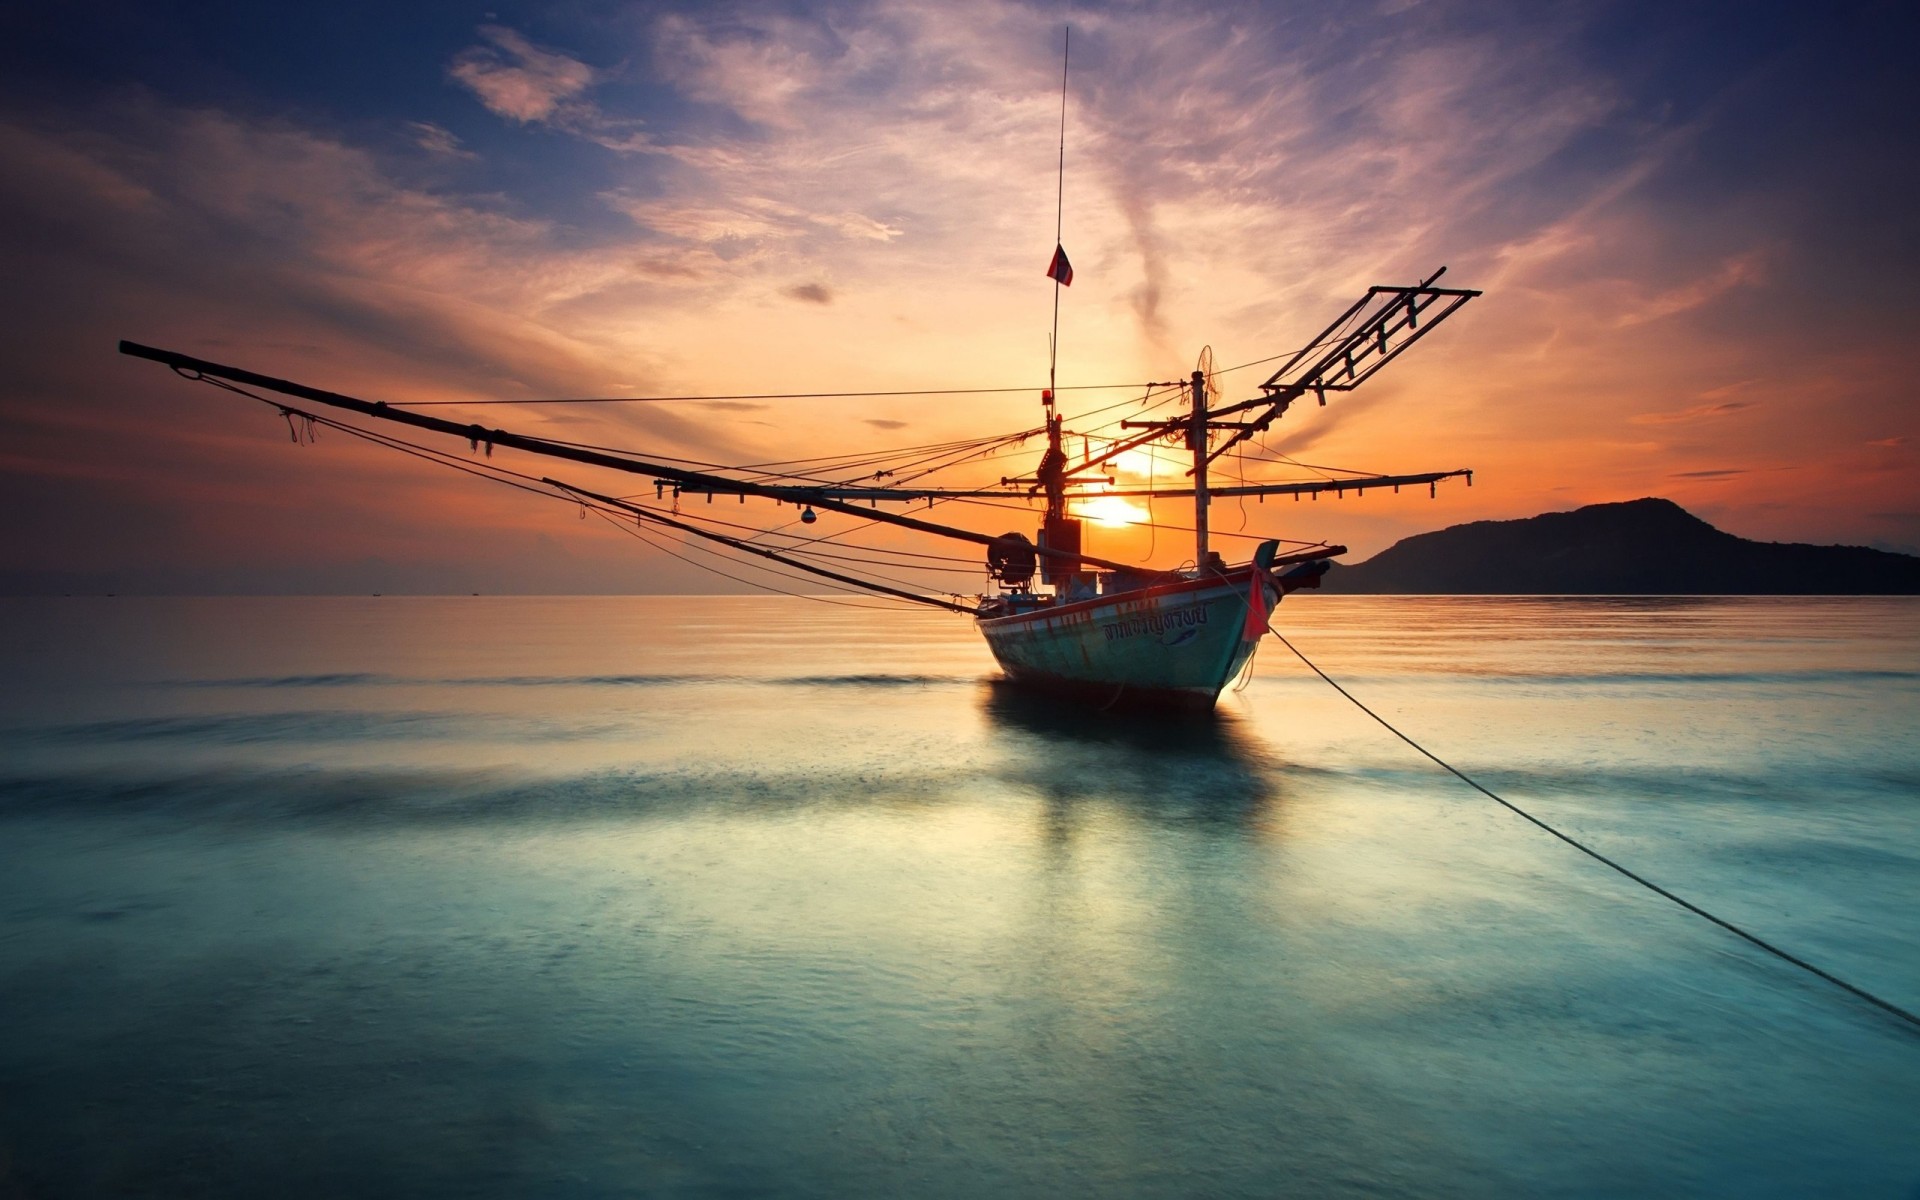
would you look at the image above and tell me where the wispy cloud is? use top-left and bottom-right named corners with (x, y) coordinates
top-left (1630, 399), bottom-right (1759, 425)
top-left (449, 25), bottom-right (652, 152)
top-left (652, 12), bottom-right (833, 131)
top-left (449, 26), bottom-right (595, 124)
top-left (1614, 248), bottom-right (1770, 327)
top-left (406, 121), bottom-right (476, 161)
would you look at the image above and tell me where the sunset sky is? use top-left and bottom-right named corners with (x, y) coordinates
top-left (1, 0), bottom-right (1914, 594)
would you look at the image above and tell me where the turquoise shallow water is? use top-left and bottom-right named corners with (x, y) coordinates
top-left (1, 595), bottom-right (1917, 1197)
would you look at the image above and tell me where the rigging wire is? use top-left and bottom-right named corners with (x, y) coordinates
top-left (399, 381), bottom-right (1162, 407)
top-left (537, 430), bottom-right (1029, 492)
top-left (1273, 632), bottom-right (1920, 1034)
top-left (190, 375), bottom-right (978, 610)
top-left (588, 506), bottom-right (910, 610)
top-left (584, 501), bottom-right (965, 610)
top-left (351, 306), bottom-right (1352, 432)
top-left (1211, 295), bottom-right (1376, 381)
top-left (929, 490), bottom-right (1331, 547)
top-left (187, 360), bottom-right (1355, 571)
top-left (585, 491), bottom-right (989, 574)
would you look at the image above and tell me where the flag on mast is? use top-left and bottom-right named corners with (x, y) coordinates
top-left (1045, 243), bottom-right (1073, 287)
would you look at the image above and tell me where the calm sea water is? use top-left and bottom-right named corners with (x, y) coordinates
top-left (1, 595), bottom-right (1916, 1198)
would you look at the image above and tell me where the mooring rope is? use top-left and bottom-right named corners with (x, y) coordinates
top-left (1273, 633), bottom-right (1920, 1032)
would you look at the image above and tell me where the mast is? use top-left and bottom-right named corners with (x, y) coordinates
top-left (1044, 27), bottom-right (1069, 529)
top-left (1047, 26), bottom-right (1069, 416)
top-left (1035, 24), bottom-right (1075, 586)
top-left (1189, 368), bottom-right (1209, 566)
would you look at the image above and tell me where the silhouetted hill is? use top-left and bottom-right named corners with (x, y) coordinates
top-left (1320, 498), bottom-right (1920, 594)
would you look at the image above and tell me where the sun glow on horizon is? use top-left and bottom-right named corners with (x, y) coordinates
top-left (1105, 447), bottom-right (1175, 480)
top-left (1071, 494), bottom-right (1153, 528)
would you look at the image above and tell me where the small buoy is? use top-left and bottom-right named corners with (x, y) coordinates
top-left (801, 506), bottom-right (817, 524)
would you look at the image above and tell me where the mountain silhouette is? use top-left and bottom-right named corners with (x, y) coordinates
top-left (1319, 498), bottom-right (1920, 594)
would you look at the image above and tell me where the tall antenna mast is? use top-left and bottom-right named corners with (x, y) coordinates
top-left (1047, 26), bottom-right (1069, 408)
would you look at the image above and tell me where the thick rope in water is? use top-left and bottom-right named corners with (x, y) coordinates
top-left (1273, 633), bottom-right (1920, 1033)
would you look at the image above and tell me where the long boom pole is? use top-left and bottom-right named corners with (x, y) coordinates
top-left (1087, 468), bottom-right (1471, 500)
top-left (118, 340), bottom-right (1177, 579)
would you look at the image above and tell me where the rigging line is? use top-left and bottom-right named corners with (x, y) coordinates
top-left (729, 427), bottom-right (1036, 474)
top-left (615, 498), bottom-right (988, 574)
top-left (1241, 451), bottom-right (1401, 481)
top-left (932, 491), bottom-right (1326, 546)
top-left (400, 381), bottom-right (1159, 407)
top-left (775, 491), bottom-right (988, 558)
top-left (403, 414), bottom-right (1026, 476)
top-left (731, 433), bottom-right (1023, 475)
top-left (591, 492), bottom-right (934, 605)
top-left (746, 433), bottom-right (1028, 478)
top-left (537, 432), bottom-right (1024, 492)
top-left (688, 515), bottom-right (985, 566)
top-left (742, 504), bottom-right (893, 551)
top-left (1058, 380), bottom-right (1184, 428)
top-left (699, 431), bottom-right (1034, 492)
top-left (1247, 450), bottom-right (1336, 482)
top-left (604, 499), bottom-right (987, 570)
top-left (843, 431), bottom-right (1031, 488)
top-left (501, 385), bottom-right (1165, 495)
top-left (783, 552), bottom-right (983, 577)
top-left (301, 407), bottom-right (947, 608)
top-left (156, 352), bottom-right (1163, 574)
top-left (887, 436), bottom-right (1051, 489)
top-left (200, 381), bottom-right (985, 590)
top-left (568, 480), bottom-right (945, 583)
top-left (1236, 440), bottom-right (1249, 532)
top-left (1273, 632), bottom-right (1920, 1035)
top-left (1145, 443), bottom-right (1156, 560)
top-left (185, 378), bottom-right (958, 597)
top-left (590, 507), bottom-right (908, 611)
top-left (1066, 384), bottom-right (1185, 437)
top-left (1213, 302), bottom-right (1376, 380)
top-left (344, 417), bottom-right (980, 580)
top-left (558, 481), bottom-right (976, 612)
top-left (607, 510), bottom-right (942, 610)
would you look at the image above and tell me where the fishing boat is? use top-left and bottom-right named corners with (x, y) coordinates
top-left (968, 272), bottom-right (1475, 708)
top-left (116, 33), bottom-right (1478, 711)
top-left (117, 265), bottom-right (1475, 709)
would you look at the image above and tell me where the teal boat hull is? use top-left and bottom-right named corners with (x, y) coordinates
top-left (975, 569), bottom-right (1275, 709)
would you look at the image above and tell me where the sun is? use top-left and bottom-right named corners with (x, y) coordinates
top-left (1071, 494), bottom-right (1151, 528)
top-left (1106, 447), bottom-right (1170, 479)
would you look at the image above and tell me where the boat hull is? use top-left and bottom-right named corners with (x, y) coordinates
top-left (974, 571), bottom-right (1273, 709)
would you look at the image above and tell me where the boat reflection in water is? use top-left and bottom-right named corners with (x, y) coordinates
top-left (977, 677), bottom-right (1281, 834)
